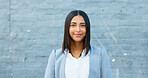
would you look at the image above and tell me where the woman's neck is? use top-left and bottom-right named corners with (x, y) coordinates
top-left (70, 40), bottom-right (84, 59)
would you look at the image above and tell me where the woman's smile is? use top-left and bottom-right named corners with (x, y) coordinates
top-left (74, 34), bottom-right (82, 37)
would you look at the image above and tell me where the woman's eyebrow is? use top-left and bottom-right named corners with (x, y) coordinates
top-left (71, 22), bottom-right (85, 24)
top-left (80, 22), bottom-right (85, 24)
top-left (71, 22), bottom-right (76, 24)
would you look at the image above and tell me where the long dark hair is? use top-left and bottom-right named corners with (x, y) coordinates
top-left (62, 10), bottom-right (91, 56)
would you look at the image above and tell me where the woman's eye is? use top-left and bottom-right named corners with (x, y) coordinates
top-left (81, 25), bottom-right (86, 26)
top-left (71, 25), bottom-right (75, 26)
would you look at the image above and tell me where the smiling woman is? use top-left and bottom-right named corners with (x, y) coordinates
top-left (69, 15), bottom-right (86, 42)
top-left (63, 10), bottom-right (91, 58)
top-left (44, 10), bottom-right (112, 78)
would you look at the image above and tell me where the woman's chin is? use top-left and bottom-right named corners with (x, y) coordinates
top-left (72, 39), bottom-right (83, 42)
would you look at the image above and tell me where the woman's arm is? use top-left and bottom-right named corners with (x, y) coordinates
top-left (44, 49), bottom-right (56, 78)
top-left (101, 47), bottom-right (112, 78)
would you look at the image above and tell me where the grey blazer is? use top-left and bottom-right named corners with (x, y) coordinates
top-left (44, 45), bottom-right (112, 78)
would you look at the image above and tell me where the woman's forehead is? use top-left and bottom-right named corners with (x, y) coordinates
top-left (71, 15), bottom-right (85, 23)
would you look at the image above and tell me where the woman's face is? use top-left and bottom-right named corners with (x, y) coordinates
top-left (69, 15), bottom-right (86, 42)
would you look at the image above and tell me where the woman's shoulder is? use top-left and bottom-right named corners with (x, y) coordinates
top-left (90, 45), bottom-right (107, 55)
top-left (50, 48), bottom-right (64, 57)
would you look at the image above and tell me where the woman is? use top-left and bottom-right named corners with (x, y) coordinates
top-left (44, 10), bottom-right (112, 78)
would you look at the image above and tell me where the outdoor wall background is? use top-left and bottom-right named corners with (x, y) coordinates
top-left (0, 0), bottom-right (148, 78)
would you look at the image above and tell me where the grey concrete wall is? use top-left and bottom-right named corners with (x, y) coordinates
top-left (0, 0), bottom-right (148, 78)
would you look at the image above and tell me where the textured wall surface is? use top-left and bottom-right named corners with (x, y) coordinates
top-left (0, 0), bottom-right (148, 78)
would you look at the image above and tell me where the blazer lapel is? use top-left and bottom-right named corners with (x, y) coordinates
top-left (89, 46), bottom-right (101, 78)
top-left (60, 53), bottom-right (66, 78)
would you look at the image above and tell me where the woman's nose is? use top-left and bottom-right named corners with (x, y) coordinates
top-left (76, 25), bottom-right (80, 32)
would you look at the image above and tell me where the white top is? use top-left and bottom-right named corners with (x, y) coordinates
top-left (64, 48), bottom-right (90, 78)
